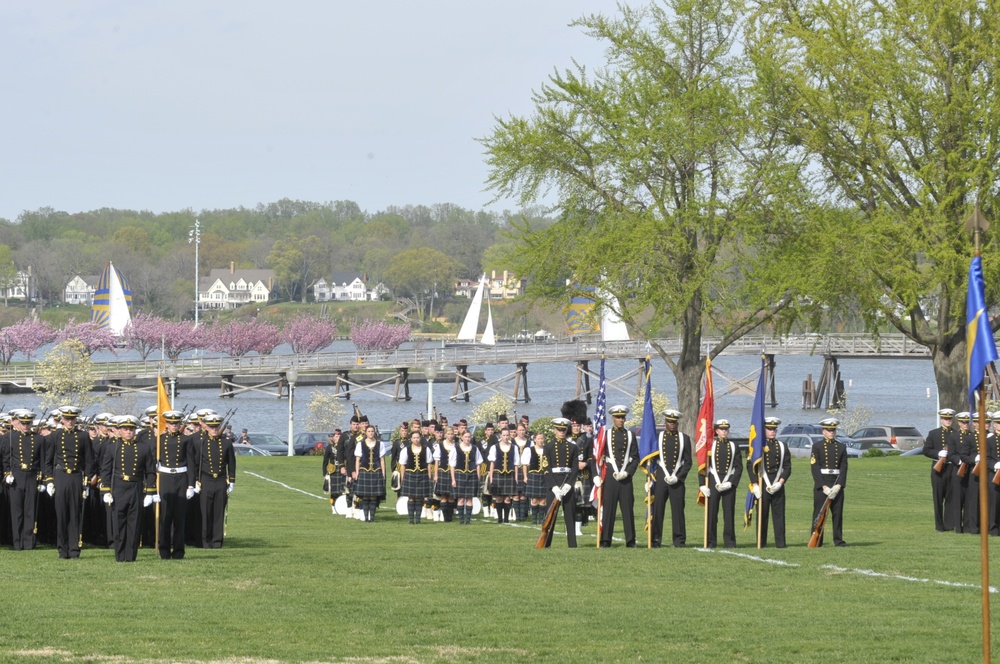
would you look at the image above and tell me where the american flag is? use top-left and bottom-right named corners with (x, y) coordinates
top-left (590, 356), bottom-right (607, 502)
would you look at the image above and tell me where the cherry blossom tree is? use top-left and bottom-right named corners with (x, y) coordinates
top-left (350, 320), bottom-right (411, 351)
top-left (282, 315), bottom-right (338, 354)
top-left (205, 318), bottom-right (280, 357)
top-left (162, 321), bottom-right (204, 361)
top-left (122, 312), bottom-right (169, 360)
top-left (0, 318), bottom-right (55, 367)
top-left (56, 319), bottom-right (118, 356)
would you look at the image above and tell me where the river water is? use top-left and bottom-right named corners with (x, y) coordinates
top-left (4, 341), bottom-right (942, 440)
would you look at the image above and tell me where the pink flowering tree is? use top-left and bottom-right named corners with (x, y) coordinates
top-left (0, 318), bottom-right (56, 366)
top-left (162, 321), bottom-right (205, 361)
top-left (122, 312), bottom-right (169, 360)
top-left (56, 319), bottom-right (119, 356)
top-left (205, 318), bottom-right (281, 357)
top-left (350, 320), bottom-right (411, 351)
top-left (282, 315), bottom-right (338, 354)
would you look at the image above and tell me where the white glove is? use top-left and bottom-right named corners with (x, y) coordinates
top-left (143, 495), bottom-right (153, 508)
top-left (227, 484), bottom-right (234, 495)
top-left (46, 482), bottom-right (55, 497)
top-left (324, 474), bottom-right (331, 481)
top-left (193, 483), bottom-right (201, 494)
top-left (976, 454), bottom-right (981, 463)
top-left (766, 483), bottom-right (781, 494)
top-left (937, 450), bottom-right (948, 458)
top-left (994, 463), bottom-right (1000, 472)
top-left (152, 494), bottom-right (161, 503)
top-left (3, 474), bottom-right (12, 485)
top-left (551, 485), bottom-right (562, 498)
top-left (699, 485), bottom-right (711, 498)
top-left (665, 474), bottom-right (678, 485)
top-left (717, 481), bottom-right (731, 492)
top-left (103, 493), bottom-right (113, 505)
top-left (83, 487), bottom-right (90, 499)
top-left (829, 485), bottom-right (841, 499)
top-left (613, 471), bottom-right (626, 481)
top-left (559, 483), bottom-right (571, 498)
top-left (752, 484), bottom-right (761, 499)
top-left (822, 485), bottom-right (832, 496)
top-left (593, 476), bottom-right (603, 488)
top-left (186, 487), bottom-right (195, 499)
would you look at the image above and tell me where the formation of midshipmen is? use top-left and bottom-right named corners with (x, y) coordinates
top-left (322, 400), bottom-right (850, 549)
top-left (0, 406), bottom-right (235, 562)
top-left (922, 408), bottom-right (1000, 535)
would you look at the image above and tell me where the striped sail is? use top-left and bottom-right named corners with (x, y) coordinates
top-left (91, 262), bottom-right (133, 335)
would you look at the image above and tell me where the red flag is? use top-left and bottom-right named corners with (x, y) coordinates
top-left (694, 357), bottom-right (714, 506)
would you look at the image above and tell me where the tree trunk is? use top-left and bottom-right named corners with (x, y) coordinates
top-left (932, 339), bottom-right (971, 411)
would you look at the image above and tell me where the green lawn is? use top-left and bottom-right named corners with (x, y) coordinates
top-left (2, 455), bottom-right (998, 663)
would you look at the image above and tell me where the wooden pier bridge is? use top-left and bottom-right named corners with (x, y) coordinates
top-left (0, 333), bottom-right (939, 407)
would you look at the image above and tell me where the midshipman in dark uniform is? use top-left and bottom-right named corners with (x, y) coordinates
top-left (101, 415), bottom-right (156, 562)
top-left (543, 418), bottom-right (580, 548)
top-left (43, 406), bottom-right (92, 559)
top-left (922, 408), bottom-right (956, 531)
top-left (650, 409), bottom-right (691, 548)
top-left (156, 410), bottom-right (196, 559)
top-left (810, 417), bottom-right (848, 547)
top-left (2, 410), bottom-right (42, 550)
top-left (700, 419), bottom-right (743, 548)
top-left (748, 416), bottom-right (791, 548)
top-left (193, 413), bottom-right (236, 548)
top-left (599, 405), bottom-right (639, 548)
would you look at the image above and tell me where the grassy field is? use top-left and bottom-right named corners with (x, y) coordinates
top-left (2, 455), bottom-right (999, 663)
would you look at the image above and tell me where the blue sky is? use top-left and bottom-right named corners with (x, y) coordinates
top-left (0, 1), bottom-right (621, 222)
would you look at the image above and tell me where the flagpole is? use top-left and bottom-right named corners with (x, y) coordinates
top-left (965, 206), bottom-right (992, 664)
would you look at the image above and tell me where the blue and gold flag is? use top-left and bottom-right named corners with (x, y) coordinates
top-left (967, 256), bottom-right (998, 406)
top-left (743, 355), bottom-right (766, 529)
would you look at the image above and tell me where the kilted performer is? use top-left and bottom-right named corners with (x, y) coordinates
top-left (487, 427), bottom-right (520, 523)
top-left (452, 431), bottom-right (483, 524)
top-left (322, 430), bottom-right (347, 514)
top-left (434, 429), bottom-right (458, 522)
top-left (523, 432), bottom-right (549, 524)
top-left (512, 424), bottom-right (530, 521)
top-left (353, 425), bottom-right (385, 523)
top-left (399, 432), bottom-right (434, 524)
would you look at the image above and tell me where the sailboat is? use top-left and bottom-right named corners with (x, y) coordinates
top-left (596, 286), bottom-right (629, 342)
top-left (456, 274), bottom-right (495, 345)
top-left (91, 262), bottom-right (133, 336)
top-left (565, 282), bottom-right (630, 341)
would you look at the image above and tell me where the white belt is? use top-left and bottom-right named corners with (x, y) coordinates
top-left (158, 465), bottom-right (188, 474)
top-left (819, 469), bottom-right (839, 475)
top-left (550, 467), bottom-right (571, 473)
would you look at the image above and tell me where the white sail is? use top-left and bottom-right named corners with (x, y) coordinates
top-left (457, 275), bottom-right (486, 342)
top-left (107, 262), bottom-right (132, 336)
top-left (599, 287), bottom-right (629, 342)
top-left (481, 299), bottom-right (496, 346)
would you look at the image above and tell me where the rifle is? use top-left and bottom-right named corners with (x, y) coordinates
top-left (808, 472), bottom-right (841, 548)
top-left (535, 496), bottom-right (561, 549)
top-left (220, 408), bottom-right (239, 431)
top-left (933, 455), bottom-right (947, 473)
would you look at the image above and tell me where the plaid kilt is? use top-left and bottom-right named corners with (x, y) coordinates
top-left (490, 473), bottom-right (517, 497)
top-left (453, 472), bottom-right (480, 498)
top-left (434, 472), bottom-right (454, 497)
top-left (355, 469), bottom-right (386, 498)
top-left (525, 472), bottom-right (548, 499)
top-left (401, 472), bottom-right (432, 499)
top-left (328, 473), bottom-right (347, 495)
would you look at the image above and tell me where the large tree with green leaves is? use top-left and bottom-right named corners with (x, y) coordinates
top-left (481, 0), bottom-right (810, 422)
top-left (749, 0), bottom-right (1000, 407)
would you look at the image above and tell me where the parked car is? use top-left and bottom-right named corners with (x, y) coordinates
top-left (233, 443), bottom-right (273, 457)
top-left (845, 440), bottom-right (895, 454)
top-left (848, 425), bottom-right (925, 451)
top-left (292, 432), bottom-right (328, 455)
top-left (782, 433), bottom-right (824, 458)
top-left (244, 432), bottom-right (289, 456)
top-left (779, 423), bottom-right (859, 449)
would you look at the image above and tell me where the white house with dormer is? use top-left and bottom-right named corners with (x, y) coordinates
top-left (313, 272), bottom-right (386, 302)
top-left (64, 274), bottom-right (99, 305)
top-left (198, 263), bottom-right (275, 311)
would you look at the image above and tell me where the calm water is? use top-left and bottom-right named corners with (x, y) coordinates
top-left (5, 341), bottom-right (941, 439)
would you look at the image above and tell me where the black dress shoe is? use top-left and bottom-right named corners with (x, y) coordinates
top-left (835, 541), bottom-right (848, 547)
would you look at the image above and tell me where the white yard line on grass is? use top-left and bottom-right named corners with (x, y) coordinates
top-left (695, 547), bottom-right (800, 567)
top-left (244, 471), bottom-right (328, 501)
top-left (820, 564), bottom-right (999, 594)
